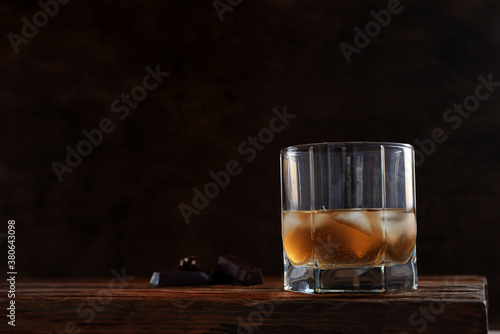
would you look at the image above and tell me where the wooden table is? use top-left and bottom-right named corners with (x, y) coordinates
top-left (3, 276), bottom-right (488, 333)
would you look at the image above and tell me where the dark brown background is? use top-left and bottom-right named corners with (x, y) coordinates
top-left (1, 0), bottom-right (499, 330)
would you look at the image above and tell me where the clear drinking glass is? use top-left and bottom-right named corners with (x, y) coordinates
top-left (281, 142), bottom-right (417, 293)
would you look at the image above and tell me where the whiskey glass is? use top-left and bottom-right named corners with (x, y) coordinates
top-left (281, 142), bottom-right (417, 293)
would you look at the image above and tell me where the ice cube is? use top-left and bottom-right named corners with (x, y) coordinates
top-left (283, 211), bottom-right (311, 234)
top-left (312, 210), bottom-right (334, 227)
top-left (385, 210), bottom-right (417, 263)
top-left (385, 210), bottom-right (416, 238)
top-left (332, 211), bottom-right (373, 236)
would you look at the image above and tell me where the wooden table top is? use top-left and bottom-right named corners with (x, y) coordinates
top-left (1, 275), bottom-right (488, 333)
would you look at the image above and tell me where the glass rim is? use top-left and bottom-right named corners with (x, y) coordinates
top-left (281, 141), bottom-right (414, 154)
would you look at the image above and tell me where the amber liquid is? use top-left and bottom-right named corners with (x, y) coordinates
top-left (282, 209), bottom-right (416, 269)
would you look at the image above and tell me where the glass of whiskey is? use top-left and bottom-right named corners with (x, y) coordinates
top-left (281, 142), bottom-right (417, 293)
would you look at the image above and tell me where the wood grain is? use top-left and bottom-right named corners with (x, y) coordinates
top-left (0, 276), bottom-right (488, 333)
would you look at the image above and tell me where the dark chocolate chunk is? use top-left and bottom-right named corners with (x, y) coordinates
top-left (209, 269), bottom-right (239, 285)
top-left (179, 255), bottom-right (201, 271)
top-left (150, 271), bottom-right (211, 287)
top-left (217, 254), bottom-right (263, 286)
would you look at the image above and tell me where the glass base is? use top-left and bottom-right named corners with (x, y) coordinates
top-left (284, 251), bottom-right (417, 293)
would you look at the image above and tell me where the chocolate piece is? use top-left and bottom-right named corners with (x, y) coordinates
top-left (150, 271), bottom-right (211, 287)
top-left (209, 269), bottom-right (239, 285)
top-left (179, 255), bottom-right (201, 271)
top-left (217, 254), bottom-right (263, 286)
